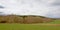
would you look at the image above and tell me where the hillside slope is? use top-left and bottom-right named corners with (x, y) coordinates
top-left (0, 15), bottom-right (53, 24)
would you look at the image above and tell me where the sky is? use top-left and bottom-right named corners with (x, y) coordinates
top-left (0, 0), bottom-right (60, 18)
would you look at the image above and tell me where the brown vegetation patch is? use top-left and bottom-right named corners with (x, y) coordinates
top-left (0, 15), bottom-right (53, 24)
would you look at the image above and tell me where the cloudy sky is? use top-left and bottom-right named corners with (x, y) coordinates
top-left (0, 0), bottom-right (60, 18)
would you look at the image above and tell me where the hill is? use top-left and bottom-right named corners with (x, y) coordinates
top-left (0, 15), bottom-right (53, 24)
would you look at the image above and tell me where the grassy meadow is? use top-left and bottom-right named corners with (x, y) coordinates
top-left (0, 20), bottom-right (60, 30)
top-left (48, 20), bottom-right (60, 24)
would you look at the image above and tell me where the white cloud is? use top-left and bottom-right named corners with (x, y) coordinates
top-left (0, 0), bottom-right (60, 18)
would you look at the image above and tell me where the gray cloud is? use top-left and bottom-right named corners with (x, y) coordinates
top-left (0, 5), bottom-right (4, 8)
top-left (51, 0), bottom-right (60, 6)
top-left (46, 0), bottom-right (60, 18)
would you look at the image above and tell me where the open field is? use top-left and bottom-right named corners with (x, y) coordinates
top-left (47, 20), bottom-right (60, 24)
top-left (0, 23), bottom-right (60, 30)
top-left (0, 20), bottom-right (60, 30)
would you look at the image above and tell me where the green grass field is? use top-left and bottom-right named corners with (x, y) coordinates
top-left (48, 20), bottom-right (60, 24)
top-left (0, 20), bottom-right (60, 30)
